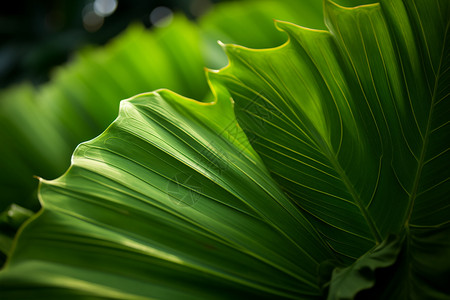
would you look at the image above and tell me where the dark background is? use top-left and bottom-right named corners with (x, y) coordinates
top-left (0, 0), bottom-right (227, 89)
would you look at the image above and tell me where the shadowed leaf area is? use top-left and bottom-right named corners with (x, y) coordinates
top-left (0, 0), bottom-right (448, 299)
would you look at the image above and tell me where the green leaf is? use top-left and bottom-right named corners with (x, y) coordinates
top-left (0, 0), bottom-right (324, 213)
top-left (211, 0), bottom-right (449, 297)
top-left (0, 17), bottom-right (207, 213)
top-left (0, 204), bottom-right (33, 266)
top-left (0, 0), bottom-right (326, 269)
top-left (1, 0), bottom-right (449, 298)
top-left (327, 234), bottom-right (403, 299)
top-left (1, 86), bottom-right (335, 298)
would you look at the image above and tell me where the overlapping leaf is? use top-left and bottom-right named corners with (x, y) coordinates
top-left (0, 0), bottom-right (448, 298)
top-left (0, 0), bottom-right (324, 214)
top-left (1, 85), bottom-right (337, 298)
top-left (212, 0), bottom-right (449, 297)
top-left (0, 0), bottom-right (325, 266)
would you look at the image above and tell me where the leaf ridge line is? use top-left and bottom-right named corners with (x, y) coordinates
top-left (405, 20), bottom-right (450, 226)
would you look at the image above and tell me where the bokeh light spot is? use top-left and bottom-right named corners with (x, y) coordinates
top-left (149, 6), bottom-right (173, 28)
top-left (82, 3), bottom-right (104, 32)
top-left (93, 0), bottom-right (118, 17)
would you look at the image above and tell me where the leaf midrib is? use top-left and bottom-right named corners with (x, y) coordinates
top-left (404, 20), bottom-right (449, 227)
top-left (226, 42), bottom-right (386, 245)
top-left (322, 145), bottom-right (383, 244)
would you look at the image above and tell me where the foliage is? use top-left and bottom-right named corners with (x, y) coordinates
top-left (0, 0), bottom-right (449, 299)
top-left (0, 0), bottom-right (324, 214)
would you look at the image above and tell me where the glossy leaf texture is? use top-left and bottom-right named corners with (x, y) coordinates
top-left (0, 0), bottom-right (449, 299)
top-left (0, 204), bottom-right (33, 263)
top-left (212, 0), bottom-right (449, 297)
top-left (0, 0), bottom-right (324, 214)
top-left (1, 85), bottom-right (337, 299)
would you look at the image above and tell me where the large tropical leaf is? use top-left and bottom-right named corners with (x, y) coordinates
top-left (0, 0), bottom-right (324, 214)
top-left (0, 0), bottom-right (448, 299)
top-left (0, 0), bottom-right (325, 266)
top-left (1, 84), bottom-right (337, 299)
top-left (212, 0), bottom-right (450, 297)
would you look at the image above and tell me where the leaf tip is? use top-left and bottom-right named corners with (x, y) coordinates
top-left (205, 67), bottom-right (219, 74)
top-left (33, 175), bottom-right (43, 182)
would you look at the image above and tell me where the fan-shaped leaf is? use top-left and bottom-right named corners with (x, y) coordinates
top-left (0, 0), bottom-right (448, 298)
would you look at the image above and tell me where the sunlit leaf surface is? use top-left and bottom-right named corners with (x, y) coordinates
top-left (0, 0), bottom-right (448, 298)
top-left (213, 0), bottom-right (450, 297)
top-left (0, 0), bottom-right (323, 213)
